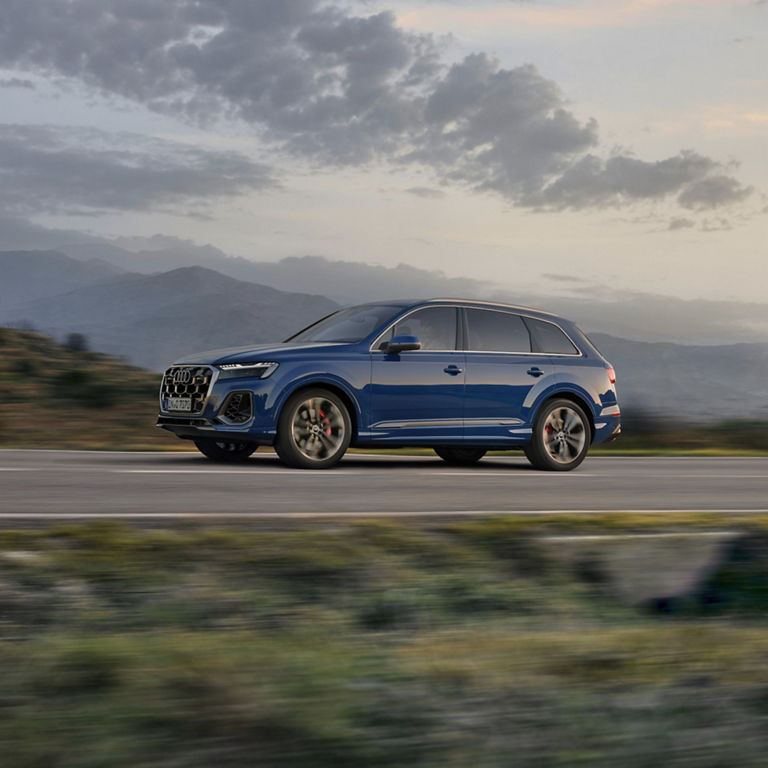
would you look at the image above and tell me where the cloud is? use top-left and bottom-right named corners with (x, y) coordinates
top-left (542, 273), bottom-right (588, 283)
top-left (678, 175), bottom-right (754, 210)
top-left (700, 216), bottom-right (733, 232)
top-left (523, 151), bottom-right (751, 210)
top-left (0, 124), bottom-right (276, 215)
top-left (0, 0), bottom-right (752, 214)
top-left (667, 217), bottom-right (695, 230)
top-left (405, 186), bottom-right (445, 198)
top-left (0, 77), bottom-right (35, 89)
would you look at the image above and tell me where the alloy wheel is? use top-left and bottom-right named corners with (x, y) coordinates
top-left (542, 405), bottom-right (587, 464)
top-left (290, 396), bottom-right (346, 461)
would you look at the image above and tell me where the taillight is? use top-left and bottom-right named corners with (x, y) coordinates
top-left (606, 367), bottom-right (616, 384)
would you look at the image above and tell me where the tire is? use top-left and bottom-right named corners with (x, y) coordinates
top-left (275, 388), bottom-right (352, 469)
top-left (193, 439), bottom-right (258, 462)
top-left (524, 399), bottom-right (590, 471)
top-left (434, 446), bottom-right (487, 466)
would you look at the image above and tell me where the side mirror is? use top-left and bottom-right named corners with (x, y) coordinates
top-left (383, 335), bottom-right (422, 354)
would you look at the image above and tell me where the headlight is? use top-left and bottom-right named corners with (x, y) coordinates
top-left (217, 362), bottom-right (279, 380)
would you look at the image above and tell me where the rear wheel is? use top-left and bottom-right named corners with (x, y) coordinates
top-left (434, 446), bottom-right (487, 466)
top-left (525, 399), bottom-right (590, 471)
top-left (193, 439), bottom-right (257, 462)
top-left (275, 388), bottom-right (351, 469)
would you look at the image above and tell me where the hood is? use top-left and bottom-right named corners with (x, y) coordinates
top-left (173, 341), bottom-right (349, 366)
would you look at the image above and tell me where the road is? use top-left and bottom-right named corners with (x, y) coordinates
top-left (0, 449), bottom-right (767, 520)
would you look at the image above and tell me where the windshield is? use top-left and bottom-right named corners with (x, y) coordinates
top-left (286, 304), bottom-right (403, 343)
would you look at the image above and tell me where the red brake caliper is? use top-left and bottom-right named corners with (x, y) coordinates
top-left (319, 409), bottom-right (332, 435)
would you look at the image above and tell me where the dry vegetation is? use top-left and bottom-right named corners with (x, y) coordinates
top-left (0, 327), bottom-right (185, 450)
top-left (1, 516), bottom-right (768, 766)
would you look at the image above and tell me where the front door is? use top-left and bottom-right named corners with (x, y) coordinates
top-left (369, 306), bottom-right (465, 443)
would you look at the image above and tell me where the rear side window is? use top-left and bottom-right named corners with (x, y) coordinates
top-left (466, 309), bottom-right (531, 353)
top-left (391, 306), bottom-right (458, 350)
top-left (525, 318), bottom-right (579, 355)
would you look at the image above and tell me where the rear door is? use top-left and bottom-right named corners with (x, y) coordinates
top-left (369, 306), bottom-right (465, 443)
top-left (462, 308), bottom-right (551, 443)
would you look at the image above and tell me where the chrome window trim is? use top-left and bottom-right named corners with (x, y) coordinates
top-left (464, 306), bottom-right (583, 357)
top-left (463, 350), bottom-right (577, 358)
top-left (369, 304), bottom-right (463, 353)
top-left (369, 304), bottom-right (583, 357)
top-left (158, 364), bottom-right (219, 416)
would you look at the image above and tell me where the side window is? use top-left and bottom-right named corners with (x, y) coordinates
top-left (466, 309), bottom-right (531, 353)
top-left (525, 318), bottom-right (579, 355)
top-left (391, 307), bottom-right (457, 351)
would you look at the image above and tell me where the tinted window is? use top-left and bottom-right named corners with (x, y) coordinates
top-left (287, 304), bottom-right (402, 343)
top-left (466, 309), bottom-right (531, 353)
top-left (391, 307), bottom-right (457, 350)
top-left (526, 318), bottom-right (579, 355)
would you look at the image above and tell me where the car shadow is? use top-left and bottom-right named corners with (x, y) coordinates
top-left (156, 452), bottom-right (538, 471)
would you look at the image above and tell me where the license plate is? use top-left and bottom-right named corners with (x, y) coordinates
top-left (165, 397), bottom-right (192, 412)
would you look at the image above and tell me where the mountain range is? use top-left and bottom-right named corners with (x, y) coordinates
top-left (0, 252), bottom-right (337, 372)
top-left (2, 216), bottom-right (767, 346)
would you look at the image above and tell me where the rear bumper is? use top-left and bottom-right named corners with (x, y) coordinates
top-left (156, 415), bottom-right (274, 445)
top-left (592, 413), bottom-right (621, 445)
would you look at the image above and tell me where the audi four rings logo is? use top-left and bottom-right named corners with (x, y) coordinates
top-left (173, 368), bottom-right (192, 385)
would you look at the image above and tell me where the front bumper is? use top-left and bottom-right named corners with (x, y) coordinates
top-left (156, 415), bottom-right (274, 445)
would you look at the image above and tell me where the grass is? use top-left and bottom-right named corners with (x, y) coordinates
top-left (2, 517), bottom-right (768, 766)
top-left (0, 327), bottom-right (187, 450)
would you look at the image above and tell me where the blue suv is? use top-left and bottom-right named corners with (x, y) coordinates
top-left (157, 299), bottom-right (620, 470)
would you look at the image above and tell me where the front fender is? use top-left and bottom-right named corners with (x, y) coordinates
top-left (274, 373), bottom-right (365, 426)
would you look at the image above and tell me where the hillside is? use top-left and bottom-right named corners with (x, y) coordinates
top-left (1, 264), bottom-right (339, 371)
top-left (0, 327), bottom-right (182, 449)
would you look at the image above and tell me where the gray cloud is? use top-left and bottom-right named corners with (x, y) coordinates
top-left (0, 124), bottom-right (275, 215)
top-left (524, 151), bottom-right (752, 210)
top-left (405, 186), bottom-right (445, 199)
top-left (700, 217), bottom-right (733, 232)
top-left (678, 175), bottom-right (754, 210)
top-left (0, 0), bottom-right (752, 213)
top-left (667, 217), bottom-right (695, 231)
top-left (542, 273), bottom-right (588, 283)
top-left (0, 77), bottom-right (35, 89)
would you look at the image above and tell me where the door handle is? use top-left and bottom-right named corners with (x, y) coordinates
top-left (443, 365), bottom-right (464, 375)
top-left (527, 367), bottom-right (544, 377)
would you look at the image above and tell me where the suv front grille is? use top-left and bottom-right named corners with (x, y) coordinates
top-left (160, 366), bottom-right (214, 414)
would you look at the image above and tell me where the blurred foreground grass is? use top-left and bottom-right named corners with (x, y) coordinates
top-left (2, 516), bottom-right (768, 766)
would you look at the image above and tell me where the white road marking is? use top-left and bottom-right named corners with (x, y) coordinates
top-left (113, 469), bottom-right (366, 476)
top-left (418, 471), bottom-right (597, 477)
top-left (0, 465), bottom-right (766, 480)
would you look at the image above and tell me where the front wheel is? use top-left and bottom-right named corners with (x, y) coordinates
top-left (193, 439), bottom-right (258, 462)
top-left (275, 388), bottom-right (351, 469)
top-left (524, 399), bottom-right (590, 471)
top-left (434, 446), bottom-right (487, 466)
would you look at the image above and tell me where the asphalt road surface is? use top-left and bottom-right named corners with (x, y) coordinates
top-left (0, 449), bottom-right (767, 520)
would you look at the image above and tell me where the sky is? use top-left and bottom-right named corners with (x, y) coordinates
top-left (0, 0), bottom-right (766, 302)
